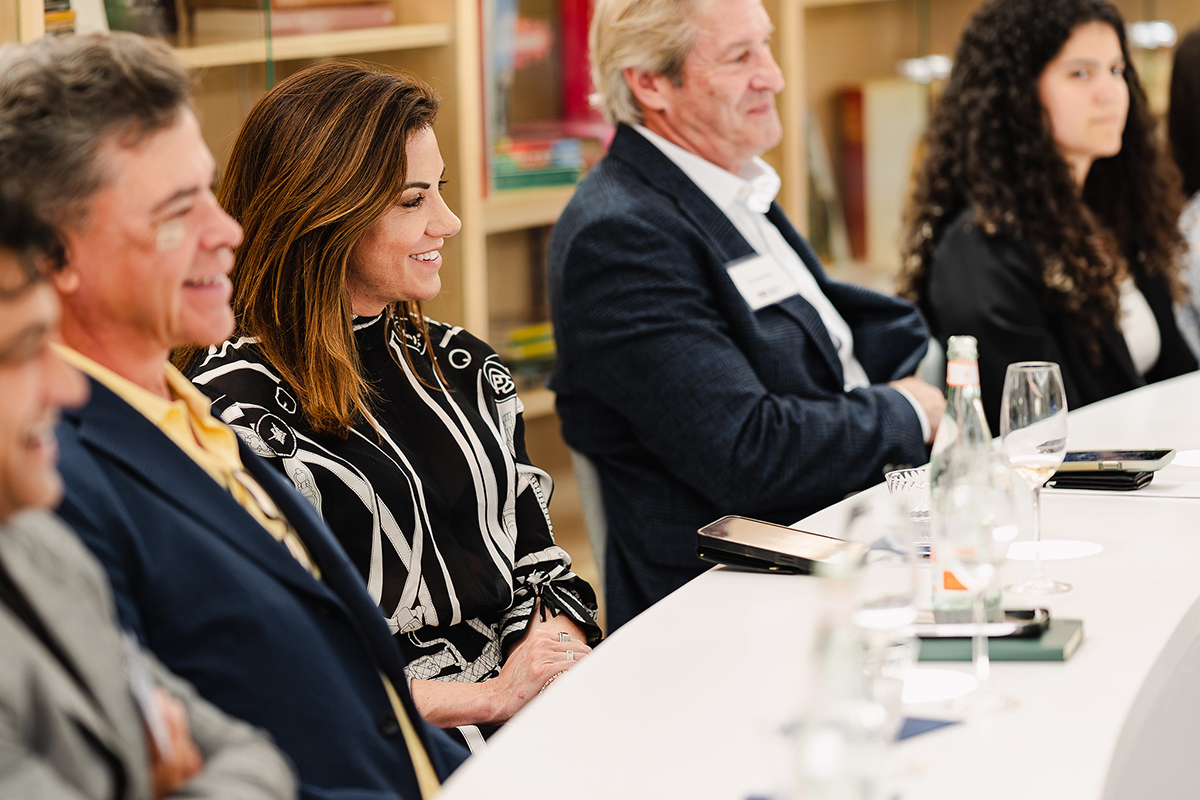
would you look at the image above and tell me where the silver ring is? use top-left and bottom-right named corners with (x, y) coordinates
top-left (558, 632), bottom-right (570, 643)
top-left (565, 650), bottom-right (575, 661)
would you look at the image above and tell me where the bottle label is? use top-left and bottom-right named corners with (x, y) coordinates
top-left (945, 360), bottom-right (979, 387)
top-left (943, 570), bottom-right (967, 591)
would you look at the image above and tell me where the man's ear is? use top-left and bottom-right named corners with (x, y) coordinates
top-left (623, 67), bottom-right (673, 115)
top-left (51, 238), bottom-right (81, 295)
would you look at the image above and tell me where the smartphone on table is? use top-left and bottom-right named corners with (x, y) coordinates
top-left (1055, 449), bottom-right (1175, 472)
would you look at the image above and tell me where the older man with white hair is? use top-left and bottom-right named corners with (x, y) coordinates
top-left (548, 0), bottom-right (945, 629)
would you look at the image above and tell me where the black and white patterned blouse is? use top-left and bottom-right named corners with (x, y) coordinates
top-left (187, 314), bottom-right (600, 739)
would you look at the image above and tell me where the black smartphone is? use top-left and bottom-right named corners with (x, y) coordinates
top-left (910, 608), bottom-right (1050, 639)
top-left (696, 515), bottom-right (867, 574)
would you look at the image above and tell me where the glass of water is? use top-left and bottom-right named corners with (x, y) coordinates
top-left (885, 467), bottom-right (931, 558)
top-left (843, 493), bottom-right (919, 646)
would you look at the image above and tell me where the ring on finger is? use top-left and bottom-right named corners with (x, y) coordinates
top-left (565, 650), bottom-right (575, 661)
top-left (558, 632), bottom-right (570, 643)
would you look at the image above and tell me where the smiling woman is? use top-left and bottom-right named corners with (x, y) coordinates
top-left (174, 61), bottom-right (601, 750)
top-left (897, 0), bottom-right (1196, 431)
top-left (345, 128), bottom-right (461, 314)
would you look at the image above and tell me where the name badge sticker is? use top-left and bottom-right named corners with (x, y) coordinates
top-left (725, 254), bottom-right (798, 311)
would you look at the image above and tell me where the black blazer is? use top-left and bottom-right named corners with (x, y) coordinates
top-left (549, 124), bottom-right (930, 629)
top-left (923, 208), bottom-right (1198, 432)
top-left (56, 377), bottom-right (468, 800)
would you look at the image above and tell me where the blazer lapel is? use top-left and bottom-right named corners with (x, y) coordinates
top-left (0, 523), bottom-right (138, 789)
top-left (66, 379), bottom-right (339, 603)
top-left (761, 203), bottom-right (844, 382)
top-left (239, 448), bottom-right (437, 752)
top-left (609, 125), bottom-right (753, 265)
top-left (238, 444), bottom-right (359, 619)
top-left (609, 125), bottom-right (846, 382)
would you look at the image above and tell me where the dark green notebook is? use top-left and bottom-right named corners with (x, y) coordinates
top-left (917, 619), bottom-right (1084, 662)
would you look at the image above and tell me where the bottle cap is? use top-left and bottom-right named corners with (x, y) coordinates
top-left (945, 335), bottom-right (978, 362)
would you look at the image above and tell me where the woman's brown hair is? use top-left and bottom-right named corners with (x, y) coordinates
top-left (898, 0), bottom-right (1185, 353)
top-left (176, 60), bottom-right (442, 436)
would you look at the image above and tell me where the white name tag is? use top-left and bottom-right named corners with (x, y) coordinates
top-left (726, 254), bottom-right (798, 311)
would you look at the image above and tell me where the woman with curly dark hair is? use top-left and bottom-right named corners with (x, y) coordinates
top-left (898, 0), bottom-right (1196, 430)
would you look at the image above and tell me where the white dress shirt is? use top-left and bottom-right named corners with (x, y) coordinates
top-left (1118, 276), bottom-right (1161, 376)
top-left (634, 125), bottom-right (930, 440)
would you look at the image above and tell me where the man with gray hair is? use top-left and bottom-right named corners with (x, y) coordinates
top-left (549, 0), bottom-right (945, 629)
top-left (0, 32), bottom-right (466, 799)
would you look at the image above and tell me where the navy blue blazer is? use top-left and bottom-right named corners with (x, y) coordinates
top-left (55, 377), bottom-right (468, 800)
top-left (548, 124), bottom-right (930, 629)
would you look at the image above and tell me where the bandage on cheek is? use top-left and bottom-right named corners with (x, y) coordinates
top-left (156, 219), bottom-right (186, 252)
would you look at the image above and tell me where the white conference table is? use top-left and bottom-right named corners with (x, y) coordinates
top-left (439, 373), bottom-right (1200, 799)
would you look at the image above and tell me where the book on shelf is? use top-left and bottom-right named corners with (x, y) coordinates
top-left (837, 79), bottom-right (928, 271)
top-left (104, 0), bottom-right (171, 36)
top-left (491, 122), bottom-right (588, 191)
top-left (806, 108), bottom-right (851, 265)
top-left (481, 0), bottom-right (613, 195)
top-left (44, 8), bottom-right (77, 33)
top-left (190, 2), bottom-right (395, 43)
top-left (917, 618), bottom-right (1084, 662)
top-left (499, 321), bottom-right (556, 391)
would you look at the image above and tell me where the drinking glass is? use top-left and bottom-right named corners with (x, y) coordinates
top-left (885, 467), bottom-right (930, 558)
top-left (1000, 362), bottom-right (1070, 595)
top-left (934, 456), bottom-right (1021, 712)
top-left (842, 493), bottom-right (919, 647)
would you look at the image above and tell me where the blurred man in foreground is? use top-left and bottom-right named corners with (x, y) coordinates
top-left (0, 189), bottom-right (295, 799)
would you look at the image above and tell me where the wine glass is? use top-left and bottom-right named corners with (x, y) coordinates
top-left (933, 455), bottom-right (1022, 712)
top-left (1000, 362), bottom-right (1070, 595)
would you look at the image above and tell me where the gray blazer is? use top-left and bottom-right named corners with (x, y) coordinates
top-left (0, 509), bottom-right (296, 800)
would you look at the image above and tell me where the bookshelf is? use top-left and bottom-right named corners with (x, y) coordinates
top-left (10, 0), bottom-right (1200, 395)
top-left (171, 22), bottom-right (451, 68)
top-left (484, 185), bottom-right (575, 234)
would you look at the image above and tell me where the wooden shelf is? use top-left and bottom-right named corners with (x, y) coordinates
top-left (173, 22), bottom-right (452, 69)
top-left (520, 386), bottom-right (557, 420)
top-left (484, 185), bottom-right (576, 234)
top-left (802, 0), bottom-right (892, 7)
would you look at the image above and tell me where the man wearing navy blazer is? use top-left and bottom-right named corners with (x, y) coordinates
top-left (0, 192), bottom-right (295, 800)
top-left (549, 0), bottom-right (946, 629)
top-left (0, 33), bottom-right (466, 799)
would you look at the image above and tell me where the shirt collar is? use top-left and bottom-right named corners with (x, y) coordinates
top-left (52, 344), bottom-right (241, 463)
top-left (634, 124), bottom-right (781, 214)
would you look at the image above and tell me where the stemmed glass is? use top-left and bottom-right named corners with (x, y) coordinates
top-left (934, 456), bottom-right (1022, 712)
top-left (1001, 362), bottom-right (1070, 595)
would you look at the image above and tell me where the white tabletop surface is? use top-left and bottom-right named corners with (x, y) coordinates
top-left (439, 373), bottom-right (1200, 799)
